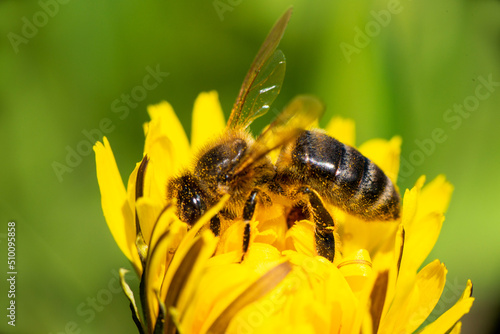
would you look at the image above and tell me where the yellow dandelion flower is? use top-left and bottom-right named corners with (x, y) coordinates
top-left (94, 93), bottom-right (473, 333)
top-left (93, 8), bottom-right (473, 334)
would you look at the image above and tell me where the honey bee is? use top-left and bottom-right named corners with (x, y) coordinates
top-left (166, 8), bottom-right (400, 262)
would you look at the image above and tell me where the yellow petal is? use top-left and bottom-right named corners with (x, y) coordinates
top-left (341, 215), bottom-right (399, 256)
top-left (337, 249), bottom-right (372, 293)
top-left (325, 264), bottom-right (359, 334)
top-left (184, 260), bottom-right (290, 333)
top-left (361, 225), bottom-right (403, 334)
top-left (416, 175), bottom-right (454, 222)
top-left (360, 313), bottom-right (373, 334)
top-left (400, 175), bottom-right (451, 274)
top-left (255, 204), bottom-right (288, 251)
top-left (212, 201), bottom-right (249, 257)
top-left (191, 91), bottom-right (226, 150)
top-left (419, 280), bottom-right (474, 334)
top-left (94, 137), bottom-right (141, 271)
top-left (325, 116), bottom-right (356, 147)
top-left (401, 212), bottom-right (444, 274)
top-left (217, 220), bottom-right (248, 256)
top-left (136, 196), bottom-right (165, 246)
top-left (183, 263), bottom-right (258, 333)
top-left (208, 262), bottom-right (292, 334)
top-left (358, 136), bottom-right (402, 184)
top-left (280, 252), bottom-right (358, 334)
top-left (449, 321), bottom-right (462, 334)
top-left (381, 224), bottom-right (405, 318)
top-left (144, 211), bottom-right (185, 328)
top-left (125, 157), bottom-right (163, 249)
top-left (127, 154), bottom-right (165, 206)
top-left (359, 225), bottom-right (404, 334)
top-left (285, 289), bottom-right (330, 333)
top-left (173, 231), bottom-right (219, 325)
top-left (125, 161), bottom-right (140, 222)
top-left (368, 270), bottom-right (390, 334)
top-left (380, 260), bottom-right (447, 334)
top-left (253, 228), bottom-right (278, 247)
top-left (162, 233), bottom-right (212, 333)
top-left (257, 322), bottom-right (317, 334)
top-left (146, 141), bottom-right (174, 203)
top-left (146, 101), bottom-right (190, 173)
top-left (142, 107), bottom-right (186, 208)
top-left (118, 269), bottom-right (143, 329)
top-left (284, 220), bottom-right (316, 258)
top-left (401, 175), bottom-right (426, 232)
top-left (243, 243), bottom-right (282, 274)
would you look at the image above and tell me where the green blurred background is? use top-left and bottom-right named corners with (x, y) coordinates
top-left (1, 0), bottom-right (499, 333)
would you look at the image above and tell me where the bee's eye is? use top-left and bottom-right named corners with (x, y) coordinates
top-left (180, 193), bottom-right (205, 225)
top-left (170, 174), bottom-right (207, 226)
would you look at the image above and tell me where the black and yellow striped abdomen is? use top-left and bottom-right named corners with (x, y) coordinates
top-left (276, 130), bottom-right (400, 221)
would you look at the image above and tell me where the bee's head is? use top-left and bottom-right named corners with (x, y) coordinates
top-left (167, 173), bottom-right (207, 225)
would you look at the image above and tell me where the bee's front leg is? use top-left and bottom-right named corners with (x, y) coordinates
top-left (299, 187), bottom-right (336, 262)
top-left (241, 189), bottom-right (260, 258)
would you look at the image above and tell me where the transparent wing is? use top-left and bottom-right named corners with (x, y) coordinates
top-left (226, 8), bottom-right (292, 130)
top-left (233, 95), bottom-right (324, 175)
top-left (236, 50), bottom-right (286, 129)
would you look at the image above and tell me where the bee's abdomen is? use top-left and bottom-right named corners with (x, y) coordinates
top-left (288, 130), bottom-right (400, 221)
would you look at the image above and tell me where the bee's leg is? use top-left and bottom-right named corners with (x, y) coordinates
top-left (210, 215), bottom-right (221, 237)
top-left (299, 187), bottom-right (336, 262)
top-left (242, 189), bottom-right (259, 255)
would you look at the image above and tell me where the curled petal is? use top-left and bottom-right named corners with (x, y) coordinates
top-left (119, 269), bottom-right (145, 333)
top-left (337, 249), bottom-right (372, 292)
